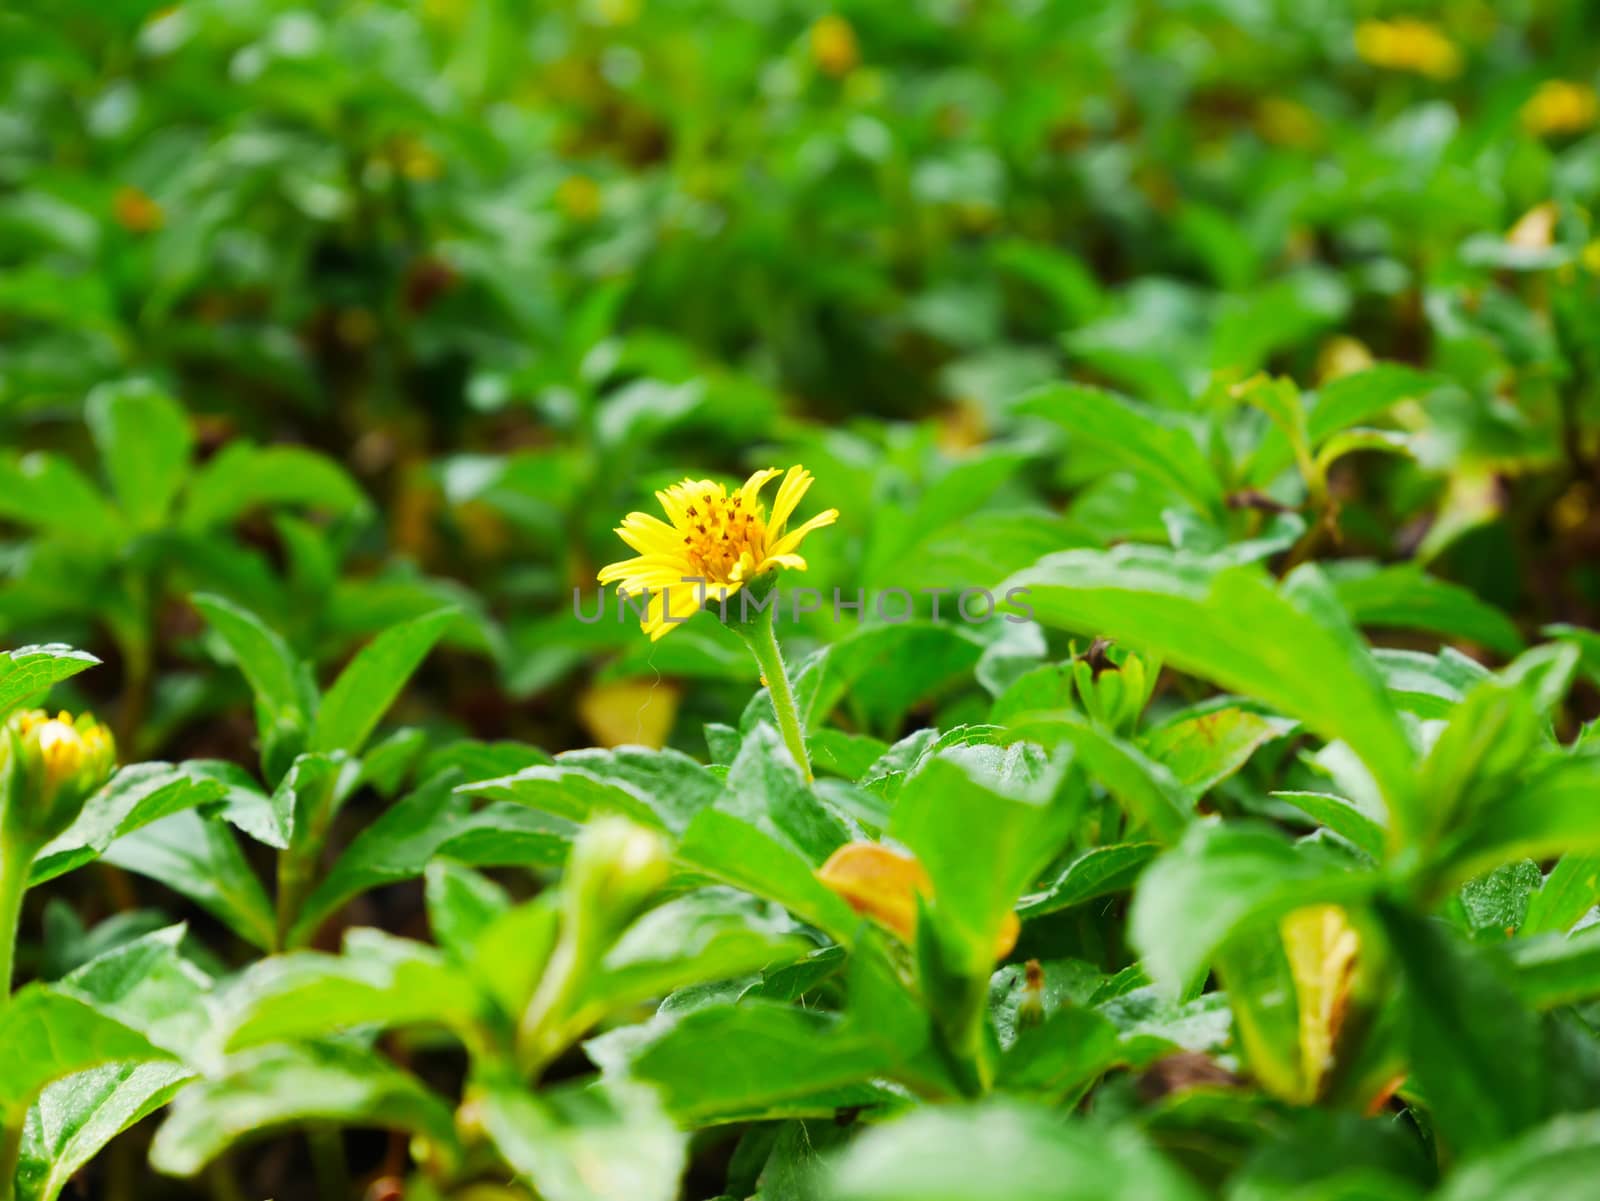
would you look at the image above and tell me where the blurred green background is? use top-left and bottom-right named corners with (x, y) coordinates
top-left (3, 0), bottom-right (1599, 762)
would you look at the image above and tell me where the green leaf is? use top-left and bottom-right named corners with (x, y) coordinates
top-left (1432, 749), bottom-right (1600, 892)
top-left (424, 860), bottom-right (509, 961)
top-left (1378, 901), bottom-right (1545, 1151)
top-left (1130, 821), bottom-right (1373, 994)
top-left (1522, 854), bottom-right (1600, 936)
top-left (148, 1041), bottom-right (457, 1178)
top-left (1506, 927), bottom-right (1600, 1010)
top-left (1330, 564), bottom-right (1525, 657)
top-left (17, 1063), bottom-right (194, 1201)
top-left (1273, 791), bottom-right (1387, 860)
top-left (1019, 384), bottom-right (1222, 516)
top-left (631, 1001), bottom-right (895, 1123)
top-left (293, 774), bottom-right (573, 946)
top-left (221, 929), bottom-right (484, 1052)
top-left (460, 752), bottom-right (716, 836)
top-left (1004, 548), bottom-right (1416, 836)
top-left (1005, 713), bottom-right (1190, 846)
top-left (310, 608), bottom-right (456, 756)
top-left (480, 1079), bottom-right (686, 1201)
top-left (676, 810), bottom-right (860, 944)
top-left (890, 754), bottom-right (1074, 973)
top-left (720, 724), bottom-right (848, 865)
top-left (783, 622), bottom-right (988, 737)
top-left (1434, 1112), bottom-right (1600, 1201)
top-left (828, 1101), bottom-right (1206, 1201)
top-left (1249, 364), bottom-right (1436, 484)
top-left (1140, 703), bottom-right (1297, 794)
top-left (1018, 844), bottom-right (1159, 917)
top-left (0, 645), bottom-right (100, 722)
top-left (192, 593), bottom-right (315, 769)
top-left (590, 891), bottom-right (809, 1013)
top-left (181, 442), bottom-right (369, 530)
top-left (101, 812), bottom-right (276, 951)
top-left (0, 985), bottom-right (169, 1116)
top-left (33, 764), bottom-right (228, 886)
top-left (0, 455), bottom-right (121, 546)
top-left (54, 925), bottom-right (214, 1059)
top-left (85, 380), bottom-right (193, 528)
top-left (997, 1005), bottom-right (1121, 1099)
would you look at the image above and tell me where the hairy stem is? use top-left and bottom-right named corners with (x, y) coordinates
top-left (737, 601), bottom-right (812, 782)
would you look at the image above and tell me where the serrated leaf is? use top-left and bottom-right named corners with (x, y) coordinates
top-left (0, 986), bottom-right (170, 1115)
top-left (292, 774), bottom-right (573, 947)
top-left (0, 646), bottom-right (100, 722)
top-left (33, 764), bottom-right (228, 886)
top-left (17, 1063), bottom-right (194, 1201)
top-left (632, 1001), bottom-right (894, 1123)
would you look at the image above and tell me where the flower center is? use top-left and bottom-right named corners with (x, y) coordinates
top-left (678, 487), bottom-right (767, 585)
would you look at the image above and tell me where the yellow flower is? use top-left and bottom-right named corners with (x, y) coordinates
top-left (1354, 18), bottom-right (1461, 80)
top-left (598, 465), bottom-right (838, 640)
top-left (1522, 80), bottom-right (1599, 138)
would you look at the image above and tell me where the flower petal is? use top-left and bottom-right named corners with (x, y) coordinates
top-left (766, 507), bottom-right (838, 560)
top-left (767, 465), bottom-right (814, 534)
top-left (738, 467), bottom-right (783, 514)
top-left (616, 513), bottom-right (683, 555)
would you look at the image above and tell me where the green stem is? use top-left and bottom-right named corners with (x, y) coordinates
top-left (738, 602), bottom-right (812, 783)
top-left (0, 835), bottom-right (32, 1007)
top-left (0, 835), bottom-right (39, 1201)
top-left (0, 1117), bottom-right (21, 1201)
top-left (308, 1125), bottom-right (349, 1201)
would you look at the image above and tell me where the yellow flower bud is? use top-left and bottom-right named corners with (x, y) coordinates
top-left (1, 709), bottom-right (115, 842)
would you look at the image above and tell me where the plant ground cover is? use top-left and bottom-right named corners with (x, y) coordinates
top-left (4, 1), bottom-right (1600, 1199)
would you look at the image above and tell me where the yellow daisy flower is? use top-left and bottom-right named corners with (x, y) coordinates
top-left (598, 465), bottom-right (839, 640)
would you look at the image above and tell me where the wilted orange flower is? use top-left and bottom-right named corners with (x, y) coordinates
top-left (1354, 18), bottom-right (1461, 80)
top-left (113, 186), bottom-right (163, 234)
top-left (598, 465), bottom-right (838, 640)
top-left (816, 841), bottom-right (1020, 959)
top-left (1521, 80), bottom-right (1599, 138)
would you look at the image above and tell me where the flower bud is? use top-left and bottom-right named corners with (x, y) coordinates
top-left (1, 709), bottom-right (115, 843)
top-left (562, 816), bottom-right (670, 945)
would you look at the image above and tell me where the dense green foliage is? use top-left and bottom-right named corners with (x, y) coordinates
top-left (4, 0), bottom-right (1600, 1198)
